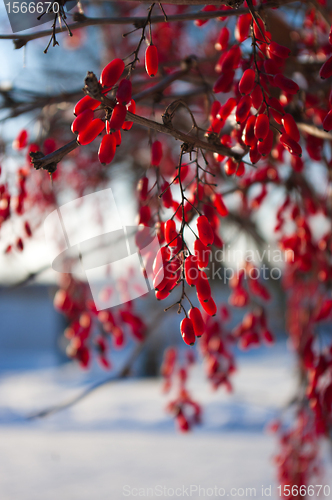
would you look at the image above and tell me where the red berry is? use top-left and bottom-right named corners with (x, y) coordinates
top-left (218, 98), bottom-right (236, 120)
top-left (24, 221), bottom-right (32, 237)
top-left (194, 239), bottom-right (210, 269)
top-left (323, 110), bottom-right (332, 132)
top-left (198, 295), bottom-right (217, 316)
top-left (213, 71), bottom-right (235, 94)
top-left (282, 114), bottom-right (300, 142)
top-left (100, 58), bottom-right (125, 88)
top-left (320, 56), bottom-right (332, 79)
top-left (251, 85), bottom-right (263, 110)
top-left (188, 307), bottom-right (205, 337)
top-left (161, 182), bottom-right (173, 209)
top-left (235, 14), bottom-right (251, 42)
top-left (215, 27), bottom-right (229, 51)
top-left (269, 41), bottom-right (290, 59)
top-left (151, 140), bottom-right (163, 166)
top-left (257, 129), bottom-right (274, 156)
top-left (280, 133), bottom-right (302, 157)
top-left (165, 219), bottom-right (178, 246)
top-left (254, 114), bottom-right (270, 142)
top-left (71, 108), bottom-right (94, 135)
top-left (224, 158), bottom-right (237, 175)
top-left (184, 255), bottom-right (199, 286)
top-left (214, 193), bottom-right (228, 217)
top-left (98, 133), bottom-right (116, 165)
top-left (153, 246), bottom-right (171, 275)
top-left (239, 69), bottom-right (256, 95)
top-left (109, 104), bottom-right (127, 131)
top-left (114, 130), bottom-right (122, 146)
top-left (180, 318), bottom-right (196, 346)
top-left (197, 215), bottom-right (214, 247)
top-left (116, 79), bottom-right (132, 105)
top-left (250, 143), bottom-right (261, 164)
top-left (242, 115), bottom-right (257, 147)
top-left (74, 95), bottom-right (100, 116)
top-left (122, 100), bottom-right (136, 131)
top-left (236, 95), bottom-right (252, 123)
top-left (13, 130), bottom-right (28, 150)
top-left (77, 119), bottom-right (105, 145)
top-left (196, 271), bottom-right (211, 302)
top-left (268, 97), bottom-right (285, 124)
top-left (145, 45), bottom-right (159, 77)
top-left (273, 74), bottom-right (299, 95)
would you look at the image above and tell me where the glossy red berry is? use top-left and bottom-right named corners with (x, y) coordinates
top-left (214, 193), bottom-right (228, 217)
top-left (268, 97), bottom-right (285, 124)
top-left (180, 318), bottom-right (196, 346)
top-left (273, 74), bottom-right (299, 95)
top-left (235, 14), bottom-right (251, 42)
top-left (242, 115), bottom-right (257, 147)
top-left (224, 158), bottom-right (237, 175)
top-left (280, 133), bottom-right (302, 157)
top-left (188, 307), bottom-right (205, 337)
top-left (269, 42), bottom-right (290, 59)
top-left (77, 119), bottom-right (105, 145)
top-left (215, 27), bottom-right (229, 51)
top-left (13, 130), bottom-right (28, 150)
top-left (251, 85), bottom-right (263, 110)
top-left (145, 45), bottom-right (159, 77)
top-left (196, 271), bottom-right (211, 302)
top-left (109, 104), bottom-right (127, 131)
top-left (74, 95), bottom-right (100, 116)
top-left (98, 133), bottom-right (116, 165)
top-left (236, 95), bottom-right (252, 123)
top-left (184, 255), bottom-right (199, 286)
top-left (194, 239), bottom-right (210, 269)
top-left (100, 58), bottom-right (125, 88)
top-left (213, 71), bottom-right (235, 94)
top-left (282, 114), bottom-right (300, 142)
top-left (239, 69), bottom-right (256, 95)
top-left (257, 129), bottom-right (274, 156)
top-left (197, 215), bottom-right (214, 247)
top-left (254, 114), bottom-right (270, 142)
top-left (116, 79), bottom-right (132, 105)
top-left (218, 98), bottom-right (236, 120)
top-left (114, 130), bottom-right (122, 146)
top-left (198, 295), bottom-right (217, 316)
top-left (165, 219), bottom-right (178, 246)
top-left (71, 108), bottom-right (94, 135)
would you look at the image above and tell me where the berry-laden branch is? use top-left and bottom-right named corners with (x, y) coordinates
top-left (30, 68), bottom-right (243, 173)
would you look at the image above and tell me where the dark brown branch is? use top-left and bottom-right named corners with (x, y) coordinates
top-left (0, 0), bottom-right (300, 45)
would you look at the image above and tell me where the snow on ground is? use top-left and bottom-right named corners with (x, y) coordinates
top-left (0, 342), bottom-right (331, 500)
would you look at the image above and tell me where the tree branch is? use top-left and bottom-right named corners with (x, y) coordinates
top-left (0, 0), bottom-right (300, 46)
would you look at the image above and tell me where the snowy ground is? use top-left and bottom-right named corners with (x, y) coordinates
top-left (0, 342), bottom-right (331, 500)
